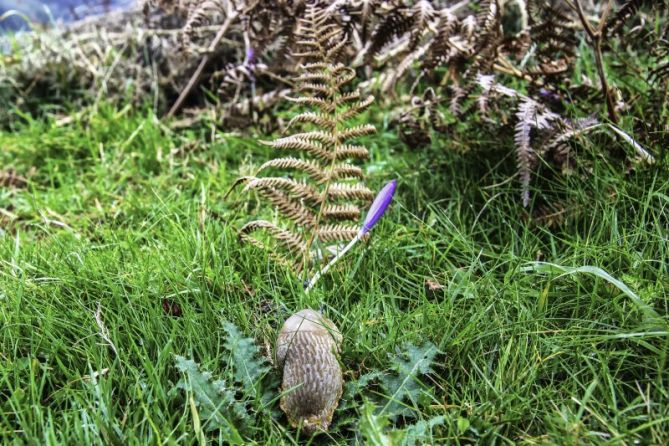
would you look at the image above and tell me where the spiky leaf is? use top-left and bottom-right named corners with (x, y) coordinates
top-left (223, 322), bottom-right (271, 396)
top-left (379, 342), bottom-right (438, 419)
top-left (174, 356), bottom-right (246, 441)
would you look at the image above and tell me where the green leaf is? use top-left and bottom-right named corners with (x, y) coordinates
top-left (457, 416), bottom-right (470, 435)
top-left (223, 322), bottom-right (270, 396)
top-left (342, 370), bottom-right (385, 403)
top-left (522, 262), bottom-right (663, 325)
top-left (359, 402), bottom-right (402, 446)
top-left (402, 416), bottom-right (445, 445)
top-left (174, 355), bottom-right (245, 444)
top-left (359, 401), bottom-right (444, 446)
top-left (380, 343), bottom-right (438, 419)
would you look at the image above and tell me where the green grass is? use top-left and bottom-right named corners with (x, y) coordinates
top-left (1, 100), bottom-right (668, 445)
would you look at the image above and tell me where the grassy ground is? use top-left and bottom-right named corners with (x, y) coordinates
top-left (1, 98), bottom-right (668, 445)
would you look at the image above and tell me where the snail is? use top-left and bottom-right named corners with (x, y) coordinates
top-left (276, 309), bottom-right (343, 435)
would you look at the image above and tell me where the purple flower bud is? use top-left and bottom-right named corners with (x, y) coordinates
top-left (246, 47), bottom-right (255, 65)
top-left (361, 180), bottom-right (397, 235)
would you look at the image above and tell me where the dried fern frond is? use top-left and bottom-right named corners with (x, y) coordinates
top-left (514, 98), bottom-right (558, 207)
top-left (234, 1), bottom-right (375, 276)
top-left (145, 0), bottom-right (230, 48)
top-left (650, 23), bottom-right (669, 84)
top-left (214, 61), bottom-right (268, 101)
top-left (421, 10), bottom-right (459, 71)
top-left (182, 0), bottom-right (228, 48)
top-left (475, 73), bottom-right (656, 207)
top-left (396, 88), bottom-right (446, 148)
top-left (367, 7), bottom-right (414, 61)
top-left (477, 74), bottom-right (567, 207)
top-left (524, 0), bottom-right (578, 80)
top-left (604, 0), bottom-right (651, 36)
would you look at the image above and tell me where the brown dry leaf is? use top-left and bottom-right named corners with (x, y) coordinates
top-left (242, 280), bottom-right (256, 298)
top-left (424, 279), bottom-right (445, 298)
top-left (162, 299), bottom-right (183, 317)
top-left (0, 169), bottom-right (29, 188)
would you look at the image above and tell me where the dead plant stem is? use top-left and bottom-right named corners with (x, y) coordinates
top-left (572, 0), bottom-right (619, 124)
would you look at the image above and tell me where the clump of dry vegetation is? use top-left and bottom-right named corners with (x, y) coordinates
top-left (229, 2), bottom-right (377, 275)
top-left (2, 0), bottom-right (667, 207)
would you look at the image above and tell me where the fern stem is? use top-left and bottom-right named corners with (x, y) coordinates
top-left (302, 63), bottom-right (341, 275)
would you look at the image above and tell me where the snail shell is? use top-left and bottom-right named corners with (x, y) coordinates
top-left (276, 309), bottom-right (343, 435)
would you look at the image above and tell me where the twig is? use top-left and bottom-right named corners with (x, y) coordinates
top-left (572, 0), bottom-right (619, 123)
top-left (166, 11), bottom-right (239, 119)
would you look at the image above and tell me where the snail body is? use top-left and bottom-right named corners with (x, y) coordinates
top-left (276, 309), bottom-right (343, 435)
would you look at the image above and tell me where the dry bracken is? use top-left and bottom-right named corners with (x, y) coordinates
top-left (233, 1), bottom-right (375, 275)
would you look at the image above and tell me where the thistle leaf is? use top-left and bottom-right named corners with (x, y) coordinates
top-left (402, 416), bottom-right (446, 445)
top-left (174, 324), bottom-right (278, 441)
top-left (223, 322), bottom-right (271, 397)
top-left (359, 402), bottom-right (399, 446)
top-left (379, 343), bottom-right (438, 419)
top-left (174, 356), bottom-right (246, 441)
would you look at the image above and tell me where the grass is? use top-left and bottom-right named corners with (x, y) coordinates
top-left (1, 95), bottom-right (668, 445)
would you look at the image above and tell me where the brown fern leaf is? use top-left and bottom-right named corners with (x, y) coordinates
top-left (419, 1), bottom-right (503, 113)
top-left (514, 97), bottom-right (559, 207)
top-left (262, 136), bottom-right (332, 161)
top-left (288, 112), bottom-right (337, 130)
top-left (338, 124), bottom-right (376, 140)
top-left (407, 0), bottom-right (437, 49)
top-left (285, 96), bottom-right (333, 113)
top-left (330, 164), bottom-right (364, 180)
top-left (543, 116), bottom-right (599, 174)
top-left (322, 203), bottom-right (362, 221)
top-left (254, 187), bottom-right (316, 228)
top-left (214, 62), bottom-right (268, 100)
top-left (239, 222), bottom-right (303, 272)
top-left (234, 1), bottom-right (375, 276)
top-left (284, 131), bottom-right (338, 145)
top-left (396, 88), bottom-right (446, 147)
top-left (604, 0), bottom-right (650, 36)
top-left (222, 89), bottom-right (290, 131)
top-left (515, 99), bottom-right (537, 208)
top-left (421, 10), bottom-right (459, 71)
top-left (181, 0), bottom-right (228, 49)
top-left (338, 95), bottom-right (375, 120)
top-left (240, 220), bottom-right (307, 256)
top-left (650, 29), bottom-right (669, 84)
top-left (336, 0), bottom-right (383, 41)
top-left (472, 0), bottom-right (501, 53)
top-left (367, 8), bottom-right (414, 60)
top-left (243, 177), bottom-right (321, 204)
top-left (525, 0), bottom-right (578, 81)
top-left (333, 67), bottom-right (358, 88)
top-left (293, 0), bottom-right (348, 64)
top-left (316, 224), bottom-right (360, 243)
top-left (335, 144), bottom-right (370, 160)
top-left (334, 90), bottom-right (363, 106)
top-left (257, 158), bottom-right (328, 182)
top-left (257, 157), bottom-right (363, 183)
top-left (327, 183), bottom-right (374, 201)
